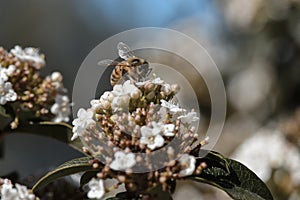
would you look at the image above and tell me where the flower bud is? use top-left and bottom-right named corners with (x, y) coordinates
top-left (146, 91), bottom-right (155, 100)
top-left (131, 90), bottom-right (141, 99)
top-left (100, 100), bottom-right (111, 109)
top-left (171, 84), bottom-right (180, 93)
top-left (145, 82), bottom-right (155, 91)
top-left (51, 72), bottom-right (63, 82)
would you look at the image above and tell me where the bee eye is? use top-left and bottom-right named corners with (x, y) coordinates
top-left (131, 59), bottom-right (140, 65)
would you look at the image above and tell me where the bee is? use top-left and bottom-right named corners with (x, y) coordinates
top-left (98, 42), bottom-right (151, 86)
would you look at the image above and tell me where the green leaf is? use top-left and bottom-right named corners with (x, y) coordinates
top-left (39, 121), bottom-right (84, 152)
top-left (190, 151), bottom-right (273, 200)
top-left (199, 150), bottom-right (231, 175)
top-left (32, 156), bottom-right (95, 192)
top-left (15, 121), bottom-right (84, 153)
top-left (80, 171), bottom-right (98, 189)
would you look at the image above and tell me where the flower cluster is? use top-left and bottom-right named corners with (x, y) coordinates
top-left (0, 46), bottom-right (71, 127)
top-left (0, 65), bottom-right (17, 105)
top-left (232, 128), bottom-right (300, 184)
top-left (0, 178), bottom-right (38, 200)
top-left (72, 73), bottom-right (207, 198)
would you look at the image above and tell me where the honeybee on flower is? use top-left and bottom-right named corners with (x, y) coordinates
top-left (98, 42), bottom-right (152, 86)
top-left (70, 43), bottom-right (209, 199)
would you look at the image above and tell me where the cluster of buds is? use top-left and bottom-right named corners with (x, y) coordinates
top-left (0, 178), bottom-right (38, 200)
top-left (72, 73), bottom-right (208, 198)
top-left (0, 46), bottom-right (71, 128)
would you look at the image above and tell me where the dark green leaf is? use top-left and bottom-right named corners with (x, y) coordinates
top-left (190, 151), bottom-right (273, 200)
top-left (80, 171), bottom-right (98, 189)
top-left (199, 150), bottom-right (231, 175)
top-left (32, 156), bottom-right (96, 192)
top-left (39, 121), bottom-right (84, 152)
top-left (15, 121), bottom-right (84, 153)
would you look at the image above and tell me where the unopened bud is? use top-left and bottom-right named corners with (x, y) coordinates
top-left (171, 84), bottom-right (180, 93)
top-left (51, 72), bottom-right (63, 82)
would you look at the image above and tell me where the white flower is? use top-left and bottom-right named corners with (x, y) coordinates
top-left (0, 65), bottom-right (17, 105)
top-left (140, 123), bottom-right (164, 150)
top-left (178, 154), bottom-right (196, 177)
top-left (71, 108), bottom-right (95, 141)
top-left (110, 81), bottom-right (139, 111)
top-left (232, 129), bottom-right (300, 183)
top-left (112, 80), bottom-right (141, 99)
top-left (100, 91), bottom-right (114, 102)
top-left (0, 81), bottom-right (17, 105)
top-left (51, 94), bottom-right (71, 122)
top-left (111, 95), bottom-right (130, 112)
top-left (90, 92), bottom-right (114, 110)
top-left (0, 65), bottom-right (15, 82)
top-left (110, 151), bottom-right (136, 170)
top-left (110, 81), bottom-right (142, 111)
top-left (163, 124), bottom-right (175, 136)
top-left (10, 45), bottom-right (45, 69)
top-left (160, 100), bottom-right (184, 114)
top-left (87, 178), bottom-right (105, 200)
top-left (0, 179), bottom-right (36, 200)
top-left (178, 111), bottom-right (199, 124)
top-left (90, 99), bottom-right (101, 110)
top-left (15, 183), bottom-right (35, 200)
top-left (1, 179), bottom-right (18, 200)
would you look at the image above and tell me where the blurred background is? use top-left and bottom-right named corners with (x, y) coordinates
top-left (0, 0), bottom-right (300, 199)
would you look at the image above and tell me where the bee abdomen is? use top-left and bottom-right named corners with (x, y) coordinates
top-left (110, 65), bottom-right (124, 86)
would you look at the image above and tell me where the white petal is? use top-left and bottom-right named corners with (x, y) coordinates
top-left (86, 110), bottom-right (94, 119)
top-left (114, 151), bottom-right (126, 159)
top-left (147, 135), bottom-right (164, 150)
top-left (0, 97), bottom-right (7, 105)
top-left (50, 103), bottom-right (60, 114)
top-left (71, 131), bottom-right (78, 141)
top-left (154, 135), bottom-right (164, 147)
top-left (77, 108), bottom-right (86, 118)
top-left (109, 160), bottom-right (120, 170)
top-left (164, 124), bottom-right (175, 136)
top-left (6, 65), bottom-right (16, 76)
top-left (87, 179), bottom-right (105, 199)
top-left (179, 154), bottom-right (196, 177)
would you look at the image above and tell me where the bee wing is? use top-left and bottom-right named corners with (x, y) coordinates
top-left (117, 42), bottom-right (135, 60)
top-left (97, 59), bottom-right (115, 67)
